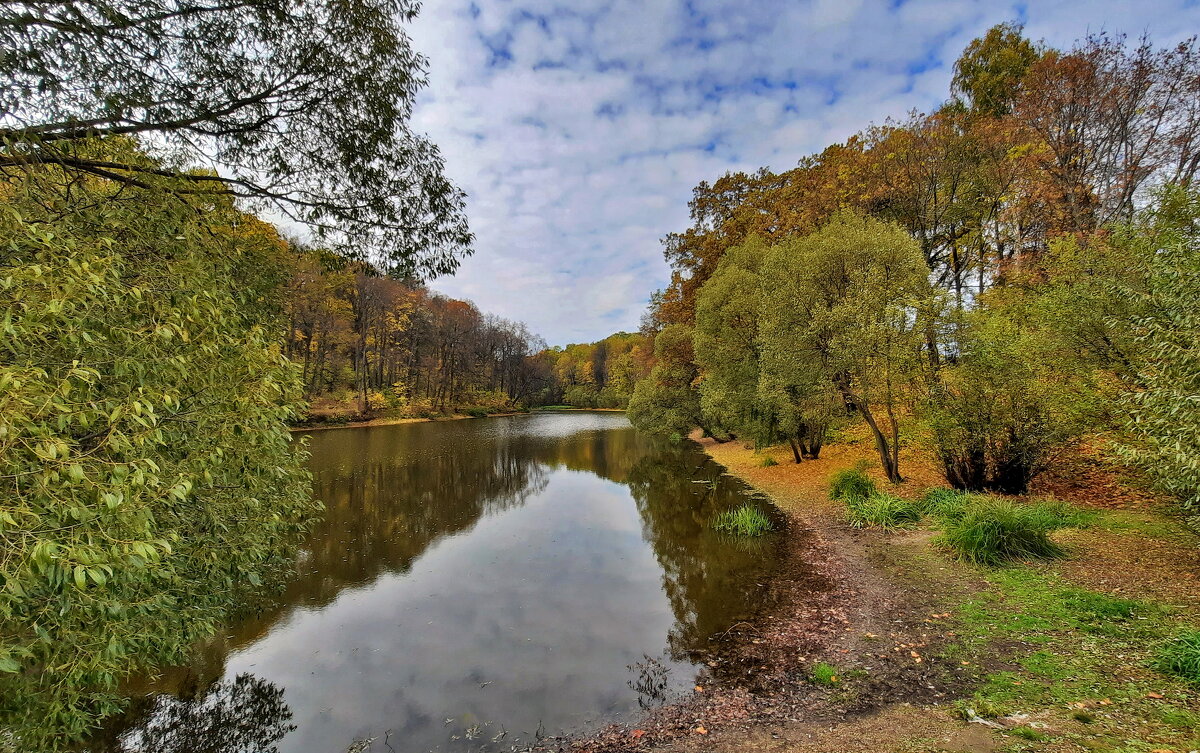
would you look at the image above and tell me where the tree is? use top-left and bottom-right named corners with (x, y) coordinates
top-left (0, 0), bottom-right (471, 275)
top-left (0, 144), bottom-right (319, 746)
top-left (627, 325), bottom-right (704, 440)
top-left (760, 213), bottom-right (935, 483)
top-left (952, 23), bottom-right (1043, 117)
top-left (1116, 188), bottom-right (1200, 510)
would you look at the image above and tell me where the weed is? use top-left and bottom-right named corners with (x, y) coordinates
top-left (938, 497), bottom-right (1070, 565)
top-left (828, 464), bottom-right (876, 502)
top-left (810, 661), bottom-right (840, 686)
top-left (1008, 727), bottom-right (1047, 741)
top-left (1155, 629), bottom-right (1200, 685)
top-left (758, 455), bottom-right (779, 467)
top-left (712, 504), bottom-right (774, 536)
top-left (846, 492), bottom-right (922, 530)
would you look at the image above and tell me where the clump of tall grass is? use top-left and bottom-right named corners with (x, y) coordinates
top-left (846, 492), bottom-right (922, 531)
top-left (759, 455), bottom-right (779, 467)
top-left (1155, 630), bottom-right (1200, 685)
top-left (937, 497), bottom-right (1075, 565)
top-left (918, 488), bottom-right (971, 521)
top-left (829, 464), bottom-right (876, 502)
top-left (712, 503), bottom-right (774, 536)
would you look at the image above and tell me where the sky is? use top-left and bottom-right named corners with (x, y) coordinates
top-left (407, 0), bottom-right (1200, 347)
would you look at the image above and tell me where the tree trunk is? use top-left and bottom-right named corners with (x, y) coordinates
top-left (787, 436), bottom-right (803, 464)
top-left (852, 397), bottom-right (902, 484)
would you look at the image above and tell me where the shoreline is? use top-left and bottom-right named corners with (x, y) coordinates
top-left (290, 406), bottom-right (626, 433)
top-left (550, 431), bottom-right (1200, 752)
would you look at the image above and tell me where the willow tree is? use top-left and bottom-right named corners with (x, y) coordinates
top-left (627, 324), bottom-right (704, 441)
top-left (760, 213), bottom-right (936, 483)
top-left (694, 236), bottom-right (832, 461)
top-left (0, 0), bottom-right (471, 276)
top-left (0, 145), bottom-right (321, 747)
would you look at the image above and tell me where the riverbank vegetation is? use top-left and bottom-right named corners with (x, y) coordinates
top-left (0, 0), bottom-right (476, 747)
top-left (627, 24), bottom-right (1200, 520)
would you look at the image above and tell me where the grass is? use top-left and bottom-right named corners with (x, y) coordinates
top-left (758, 455), bottom-right (779, 467)
top-left (712, 503), bottom-right (774, 536)
top-left (945, 566), bottom-right (1199, 751)
top-left (846, 492), bottom-right (922, 530)
top-left (1156, 630), bottom-right (1200, 685)
top-left (937, 497), bottom-right (1085, 566)
top-left (810, 661), bottom-right (841, 686)
top-left (828, 464), bottom-right (877, 502)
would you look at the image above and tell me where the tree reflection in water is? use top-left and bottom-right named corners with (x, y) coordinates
top-left (114, 674), bottom-right (293, 753)
top-left (91, 414), bottom-right (783, 753)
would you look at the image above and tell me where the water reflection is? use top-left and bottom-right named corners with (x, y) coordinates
top-left (95, 413), bottom-right (780, 753)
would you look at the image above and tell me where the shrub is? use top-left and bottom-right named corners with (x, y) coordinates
top-left (1155, 630), bottom-right (1200, 685)
top-left (846, 493), bottom-right (922, 530)
top-left (829, 464), bottom-right (877, 502)
top-left (938, 498), bottom-right (1069, 565)
top-left (759, 455), bottom-right (779, 467)
top-left (712, 504), bottom-right (774, 536)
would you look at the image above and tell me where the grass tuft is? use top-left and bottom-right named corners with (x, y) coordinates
top-left (937, 497), bottom-right (1073, 565)
top-left (712, 503), bottom-right (774, 536)
top-left (758, 455), bottom-right (779, 467)
top-left (846, 492), bottom-right (922, 531)
top-left (828, 464), bottom-right (877, 502)
top-left (1155, 630), bottom-right (1200, 685)
top-left (809, 661), bottom-right (840, 685)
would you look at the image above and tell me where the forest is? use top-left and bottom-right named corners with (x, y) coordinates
top-left (625, 24), bottom-right (1200, 511)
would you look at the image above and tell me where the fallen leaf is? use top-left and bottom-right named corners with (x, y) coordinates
top-left (1147, 692), bottom-right (1164, 699)
top-left (694, 685), bottom-right (704, 692)
top-left (630, 730), bottom-right (645, 740)
top-left (694, 726), bottom-right (708, 735)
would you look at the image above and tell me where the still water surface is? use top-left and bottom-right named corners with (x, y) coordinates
top-left (96, 412), bottom-right (779, 753)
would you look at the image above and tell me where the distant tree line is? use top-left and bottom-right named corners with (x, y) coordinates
top-left (532, 333), bottom-right (652, 409)
top-left (631, 25), bottom-right (1200, 510)
top-left (282, 250), bottom-right (550, 420)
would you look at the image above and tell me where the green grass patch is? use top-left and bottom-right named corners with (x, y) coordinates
top-left (846, 492), bottom-right (922, 530)
top-left (712, 503), bottom-right (774, 536)
top-left (809, 661), bottom-right (841, 685)
top-left (1156, 630), bottom-right (1200, 685)
top-left (828, 464), bottom-right (876, 502)
top-left (758, 455), bottom-right (779, 467)
top-left (947, 566), bottom-right (1198, 749)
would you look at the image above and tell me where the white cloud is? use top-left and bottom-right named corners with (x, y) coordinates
top-left (406, 0), bottom-right (1200, 345)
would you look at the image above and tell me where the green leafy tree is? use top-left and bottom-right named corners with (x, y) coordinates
top-left (0, 145), bottom-right (320, 747)
top-left (952, 22), bottom-right (1043, 117)
top-left (760, 213), bottom-right (935, 483)
top-left (0, 0), bottom-right (471, 275)
top-left (627, 324), bottom-right (704, 440)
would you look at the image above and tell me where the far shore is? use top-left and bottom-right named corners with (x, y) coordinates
top-left (291, 406), bottom-right (625, 432)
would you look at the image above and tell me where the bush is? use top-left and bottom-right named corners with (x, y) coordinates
top-left (712, 504), bottom-right (774, 536)
top-left (1156, 630), bottom-right (1200, 685)
top-left (938, 498), bottom-right (1071, 565)
top-left (759, 455), bottom-right (779, 467)
top-left (829, 465), bottom-right (877, 502)
top-left (846, 493), bottom-right (922, 530)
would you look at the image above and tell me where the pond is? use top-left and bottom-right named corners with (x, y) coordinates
top-left (92, 412), bottom-right (781, 753)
